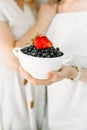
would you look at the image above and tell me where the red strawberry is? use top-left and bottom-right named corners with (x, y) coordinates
top-left (34, 35), bottom-right (53, 49)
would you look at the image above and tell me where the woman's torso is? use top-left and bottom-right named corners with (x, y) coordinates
top-left (46, 10), bottom-right (87, 130)
top-left (0, 1), bottom-right (37, 130)
top-left (47, 11), bottom-right (87, 67)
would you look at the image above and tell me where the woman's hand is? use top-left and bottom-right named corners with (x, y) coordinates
top-left (37, 3), bottom-right (57, 26)
top-left (19, 65), bottom-right (78, 86)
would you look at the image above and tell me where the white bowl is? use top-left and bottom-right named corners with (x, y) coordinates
top-left (13, 47), bottom-right (72, 79)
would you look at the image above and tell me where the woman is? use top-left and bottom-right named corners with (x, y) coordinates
top-left (20, 0), bottom-right (87, 130)
top-left (0, 0), bottom-right (56, 130)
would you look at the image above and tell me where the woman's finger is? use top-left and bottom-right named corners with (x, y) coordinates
top-left (19, 66), bottom-right (53, 85)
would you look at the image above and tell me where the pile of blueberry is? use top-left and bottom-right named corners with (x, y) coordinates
top-left (21, 45), bottom-right (63, 58)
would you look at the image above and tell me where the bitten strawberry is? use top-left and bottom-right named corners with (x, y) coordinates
top-left (33, 35), bottom-right (53, 49)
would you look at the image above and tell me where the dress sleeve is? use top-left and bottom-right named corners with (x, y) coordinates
top-left (0, 9), bottom-right (6, 21)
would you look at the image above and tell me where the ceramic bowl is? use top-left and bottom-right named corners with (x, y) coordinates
top-left (13, 47), bottom-right (72, 79)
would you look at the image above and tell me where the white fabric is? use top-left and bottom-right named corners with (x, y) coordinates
top-left (0, 1), bottom-right (41, 130)
top-left (46, 11), bottom-right (87, 130)
top-left (0, 0), bottom-right (35, 40)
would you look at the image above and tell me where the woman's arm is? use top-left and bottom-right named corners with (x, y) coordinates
top-left (80, 69), bottom-right (87, 82)
top-left (15, 4), bottom-right (57, 47)
top-left (0, 22), bottom-right (19, 71)
top-left (0, 4), bottom-right (56, 71)
top-left (19, 65), bottom-right (87, 85)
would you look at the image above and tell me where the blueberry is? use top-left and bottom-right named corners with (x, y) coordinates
top-left (57, 51), bottom-right (63, 57)
top-left (47, 55), bottom-right (51, 58)
top-left (56, 47), bottom-right (59, 51)
top-left (42, 53), bottom-right (48, 57)
top-left (50, 53), bottom-right (54, 57)
top-left (37, 51), bottom-right (41, 55)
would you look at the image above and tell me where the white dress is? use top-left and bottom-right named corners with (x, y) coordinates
top-left (0, 0), bottom-right (39, 130)
top-left (46, 11), bottom-right (87, 130)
